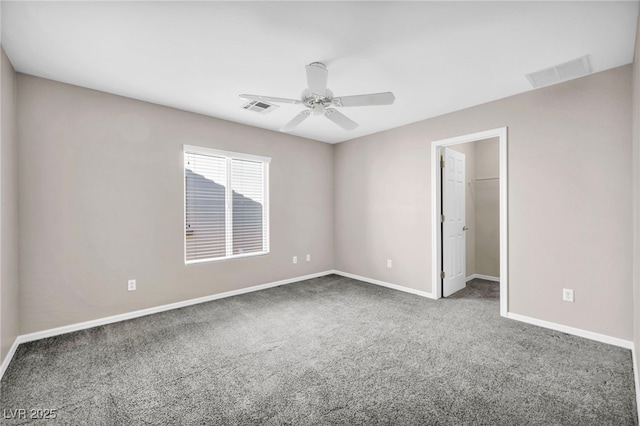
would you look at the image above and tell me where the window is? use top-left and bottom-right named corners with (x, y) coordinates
top-left (184, 145), bottom-right (270, 263)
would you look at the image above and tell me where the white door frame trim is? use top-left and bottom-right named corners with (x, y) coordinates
top-left (431, 127), bottom-right (508, 316)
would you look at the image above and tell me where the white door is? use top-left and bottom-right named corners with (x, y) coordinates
top-left (442, 147), bottom-right (466, 297)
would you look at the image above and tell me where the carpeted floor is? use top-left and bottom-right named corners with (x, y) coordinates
top-left (1, 274), bottom-right (637, 425)
top-left (448, 278), bottom-right (500, 300)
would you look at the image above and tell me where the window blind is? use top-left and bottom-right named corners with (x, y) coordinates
top-left (184, 146), bottom-right (269, 263)
top-left (231, 159), bottom-right (266, 255)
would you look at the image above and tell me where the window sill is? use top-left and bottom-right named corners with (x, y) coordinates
top-left (185, 251), bottom-right (269, 265)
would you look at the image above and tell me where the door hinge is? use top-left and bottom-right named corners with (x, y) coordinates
top-left (440, 271), bottom-right (446, 279)
top-left (440, 214), bottom-right (445, 223)
top-left (440, 156), bottom-right (445, 168)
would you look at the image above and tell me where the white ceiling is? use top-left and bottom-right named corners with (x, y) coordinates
top-left (2, 1), bottom-right (638, 144)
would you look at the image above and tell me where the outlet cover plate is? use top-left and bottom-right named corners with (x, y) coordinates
top-left (562, 288), bottom-right (574, 302)
top-left (128, 279), bottom-right (136, 291)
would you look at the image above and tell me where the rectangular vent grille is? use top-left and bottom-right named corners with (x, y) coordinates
top-left (242, 100), bottom-right (279, 114)
top-left (526, 55), bottom-right (591, 89)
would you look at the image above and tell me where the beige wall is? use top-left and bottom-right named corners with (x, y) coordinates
top-left (474, 138), bottom-right (500, 278)
top-left (632, 11), bottom-right (640, 401)
top-left (335, 65), bottom-right (633, 340)
top-left (17, 74), bottom-right (334, 334)
top-left (6, 55), bottom-right (637, 347)
top-left (1, 47), bottom-right (19, 363)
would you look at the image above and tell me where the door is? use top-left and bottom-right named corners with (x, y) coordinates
top-left (442, 147), bottom-right (466, 297)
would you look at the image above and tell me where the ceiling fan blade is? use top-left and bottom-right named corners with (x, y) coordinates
top-left (306, 62), bottom-right (328, 96)
top-left (239, 94), bottom-right (301, 105)
top-left (281, 110), bottom-right (311, 132)
top-left (333, 92), bottom-right (396, 107)
top-left (324, 108), bottom-right (358, 131)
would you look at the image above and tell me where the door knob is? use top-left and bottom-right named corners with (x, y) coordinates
top-left (462, 226), bottom-right (469, 231)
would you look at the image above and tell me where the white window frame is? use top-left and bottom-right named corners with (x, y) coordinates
top-left (184, 145), bottom-right (270, 264)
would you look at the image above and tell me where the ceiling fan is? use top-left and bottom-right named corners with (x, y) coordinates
top-left (240, 62), bottom-right (395, 132)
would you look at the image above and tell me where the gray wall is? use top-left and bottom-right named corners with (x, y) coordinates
top-left (17, 74), bottom-right (334, 334)
top-left (335, 65), bottom-right (633, 340)
top-left (1, 47), bottom-right (19, 363)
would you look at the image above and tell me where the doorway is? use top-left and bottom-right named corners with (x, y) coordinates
top-left (431, 128), bottom-right (508, 317)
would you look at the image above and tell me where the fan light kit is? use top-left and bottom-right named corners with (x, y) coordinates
top-left (240, 62), bottom-right (395, 132)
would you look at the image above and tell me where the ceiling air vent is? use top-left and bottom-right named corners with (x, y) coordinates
top-left (526, 55), bottom-right (591, 89)
top-left (241, 100), bottom-right (279, 114)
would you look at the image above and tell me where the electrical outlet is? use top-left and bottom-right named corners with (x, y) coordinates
top-left (128, 279), bottom-right (136, 292)
top-left (306, 254), bottom-right (311, 262)
top-left (387, 259), bottom-right (392, 268)
top-left (562, 288), bottom-right (574, 302)
top-left (293, 256), bottom-right (297, 264)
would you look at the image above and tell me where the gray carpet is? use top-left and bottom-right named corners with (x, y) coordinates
top-left (448, 278), bottom-right (500, 300)
top-left (1, 274), bottom-right (637, 425)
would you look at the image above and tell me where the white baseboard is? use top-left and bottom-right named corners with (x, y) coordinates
top-left (0, 337), bottom-right (21, 381)
top-left (466, 273), bottom-right (500, 282)
top-left (506, 312), bottom-right (633, 349)
top-left (19, 270), bottom-right (334, 345)
top-left (332, 270), bottom-right (434, 299)
top-left (0, 270), bottom-right (334, 381)
top-left (4, 268), bottom-right (637, 409)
